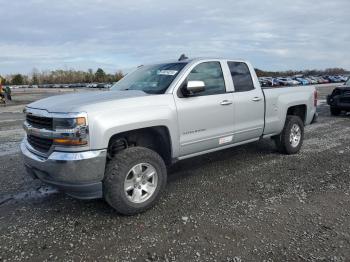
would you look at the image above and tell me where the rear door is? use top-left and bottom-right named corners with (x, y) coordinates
top-left (174, 61), bottom-right (235, 156)
top-left (227, 61), bottom-right (265, 142)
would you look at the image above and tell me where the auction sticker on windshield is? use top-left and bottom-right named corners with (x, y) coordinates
top-left (157, 70), bottom-right (178, 76)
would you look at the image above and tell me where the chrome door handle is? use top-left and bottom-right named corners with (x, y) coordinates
top-left (220, 100), bottom-right (233, 105)
top-left (252, 97), bottom-right (262, 102)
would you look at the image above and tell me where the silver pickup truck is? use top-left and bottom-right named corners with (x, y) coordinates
top-left (21, 58), bottom-right (318, 215)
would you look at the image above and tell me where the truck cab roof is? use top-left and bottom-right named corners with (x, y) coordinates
top-left (149, 57), bottom-right (250, 65)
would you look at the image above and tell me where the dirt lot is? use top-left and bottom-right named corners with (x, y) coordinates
top-left (0, 85), bottom-right (349, 261)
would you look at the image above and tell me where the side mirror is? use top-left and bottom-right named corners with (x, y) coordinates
top-left (182, 81), bottom-right (205, 96)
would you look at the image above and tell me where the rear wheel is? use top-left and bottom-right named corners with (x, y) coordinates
top-left (274, 115), bottom-right (304, 155)
top-left (330, 107), bottom-right (341, 116)
top-left (104, 147), bottom-right (167, 215)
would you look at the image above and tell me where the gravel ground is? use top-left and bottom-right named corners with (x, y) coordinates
top-left (0, 85), bottom-right (349, 261)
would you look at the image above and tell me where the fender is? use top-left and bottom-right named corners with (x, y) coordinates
top-left (86, 94), bottom-right (180, 158)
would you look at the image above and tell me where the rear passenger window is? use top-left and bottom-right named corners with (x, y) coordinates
top-left (228, 62), bottom-right (255, 92)
top-left (187, 62), bottom-right (226, 96)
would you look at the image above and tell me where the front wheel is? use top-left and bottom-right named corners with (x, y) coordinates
top-left (104, 147), bottom-right (167, 215)
top-left (273, 115), bottom-right (304, 155)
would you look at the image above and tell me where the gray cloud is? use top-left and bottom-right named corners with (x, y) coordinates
top-left (0, 0), bottom-right (349, 74)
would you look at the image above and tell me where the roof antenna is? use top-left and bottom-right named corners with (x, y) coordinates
top-left (178, 54), bottom-right (188, 61)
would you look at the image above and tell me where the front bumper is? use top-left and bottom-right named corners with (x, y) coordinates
top-left (21, 139), bottom-right (107, 199)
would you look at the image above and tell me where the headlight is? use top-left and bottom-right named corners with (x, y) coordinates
top-left (53, 117), bottom-right (86, 130)
top-left (52, 116), bottom-right (89, 146)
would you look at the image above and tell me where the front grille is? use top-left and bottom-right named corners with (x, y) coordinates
top-left (340, 97), bottom-right (350, 103)
top-left (27, 135), bottom-right (53, 153)
top-left (26, 114), bottom-right (53, 129)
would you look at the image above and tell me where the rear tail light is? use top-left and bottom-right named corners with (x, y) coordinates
top-left (314, 90), bottom-right (318, 107)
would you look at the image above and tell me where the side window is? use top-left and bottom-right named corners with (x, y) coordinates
top-left (187, 62), bottom-right (226, 96)
top-left (227, 62), bottom-right (255, 92)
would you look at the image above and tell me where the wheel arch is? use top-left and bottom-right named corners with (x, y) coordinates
top-left (286, 104), bottom-right (307, 125)
top-left (107, 126), bottom-right (173, 165)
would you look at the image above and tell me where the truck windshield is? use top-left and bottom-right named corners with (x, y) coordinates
top-left (111, 63), bottom-right (187, 94)
top-left (346, 77), bottom-right (350, 85)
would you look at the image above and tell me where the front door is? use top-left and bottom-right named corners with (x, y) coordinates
top-left (175, 61), bottom-right (235, 156)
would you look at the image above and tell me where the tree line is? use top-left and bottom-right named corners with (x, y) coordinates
top-left (255, 67), bottom-right (349, 78)
top-left (1, 67), bottom-right (349, 86)
top-left (0, 68), bottom-right (124, 85)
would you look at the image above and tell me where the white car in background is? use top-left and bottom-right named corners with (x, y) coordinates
top-left (277, 77), bottom-right (299, 86)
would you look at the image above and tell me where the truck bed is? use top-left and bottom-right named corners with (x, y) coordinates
top-left (262, 85), bottom-right (316, 135)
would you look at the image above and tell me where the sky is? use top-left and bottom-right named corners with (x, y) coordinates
top-left (0, 0), bottom-right (349, 75)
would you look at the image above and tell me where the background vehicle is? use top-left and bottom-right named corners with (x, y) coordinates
top-left (314, 76), bottom-right (326, 84)
top-left (96, 83), bottom-right (106, 88)
top-left (294, 77), bottom-right (309, 85)
top-left (277, 77), bottom-right (299, 86)
top-left (336, 75), bottom-right (347, 82)
top-left (275, 77), bottom-right (288, 86)
top-left (325, 76), bottom-right (342, 83)
top-left (258, 77), bottom-right (280, 87)
top-left (259, 77), bottom-right (271, 87)
top-left (327, 78), bottom-right (350, 115)
top-left (305, 77), bottom-right (317, 84)
top-left (309, 76), bottom-right (320, 84)
top-left (21, 58), bottom-right (318, 215)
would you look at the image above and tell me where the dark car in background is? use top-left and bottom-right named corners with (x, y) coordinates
top-left (259, 77), bottom-right (277, 87)
top-left (327, 78), bottom-right (350, 115)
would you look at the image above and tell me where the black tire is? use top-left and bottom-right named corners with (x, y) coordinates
top-left (330, 107), bottom-right (341, 116)
top-left (104, 147), bottom-right (167, 215)
top-left (273, 115), bottom-right (304, 155)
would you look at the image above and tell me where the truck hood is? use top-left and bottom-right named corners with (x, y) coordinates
top-left (27, 90), bottom-right (148, 113)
